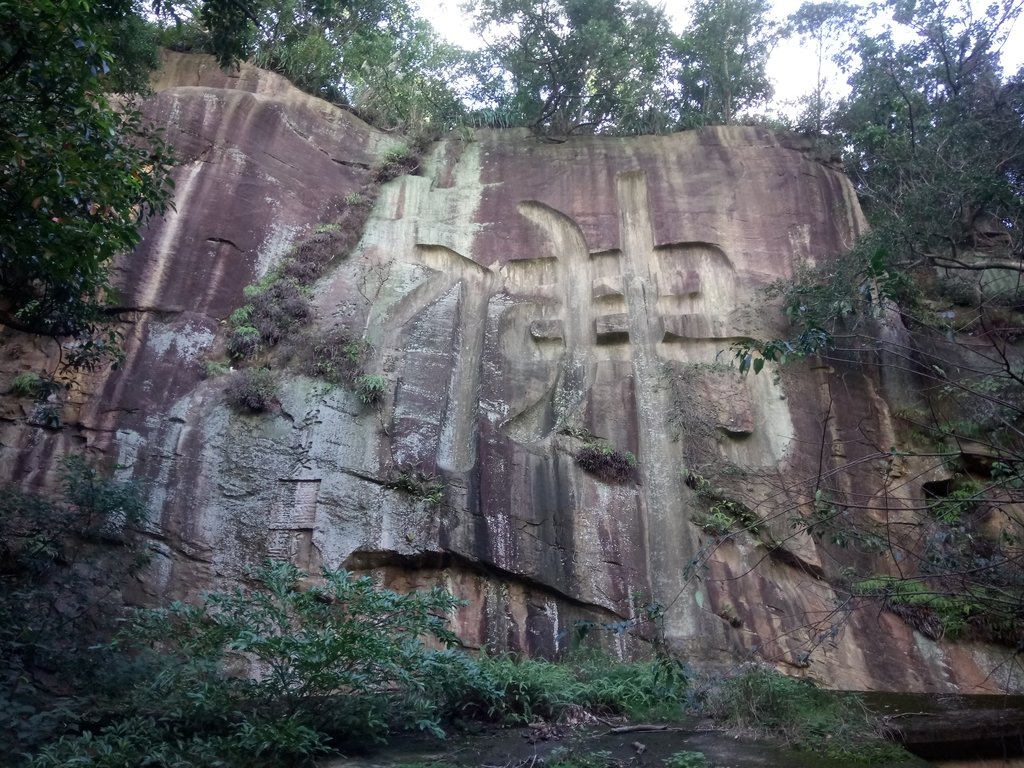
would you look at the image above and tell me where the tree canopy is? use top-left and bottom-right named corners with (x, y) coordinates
top-left (675, 0), bottom-right (779, 126)
top-left (0, 0), bottom-right (173, 365)
top-left (837, 0), bottom-right (1023, 261)
top-left (466, 0), bottom-right (681, 135)
top-left (737, 0), bottom-right (1024, 651)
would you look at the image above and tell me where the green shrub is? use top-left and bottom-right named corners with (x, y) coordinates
top-left (30, 714), bottom-right (331, 768)
top-left (226, 277), bottom-right (311, 359)
top-left (928, 481), bottom-right (982, 524)
top-left (248, 280), bottom-right (311, 344)
top-left (1, 457), bottom-right (147, 762)
top-left (547, 749), bottom-right (614, 768)
top-left (28, 402), bottom-right (61, 429)
top-left (225, 367), bottom-right (278, 412)
top-left (282, 229), bottom-right (347, 284)
top-left (355, 373), bottom-right (387, 405)
top-left (690, 498), bottom-right (759, 537)
top-left (27, 562), bottom-right (465, 766)
top-left (575, 441), bottom-right (636, 483)
top-left (226, 325), bottom-right (261, 359)
top-left (305, 330), bottom-right (371, 386)
top-left (228, 304), bottom-right (253, 327)
top-left (386, 467), bottom-right (445, 506)
top-left (242, 270), bottom-right (281, 299)
top-left (685, 473), bottom-right (760, 538)
top-left (457, 651), bottom-right (688, 725)
top-left (690, 508), bottom-right (735, 536)
top-left (665, 751), bottom-right (710, 768)
top-left (700, 666), bottom-right (906, 763)
top-left (202, 360), bottom-right (231, 379)
top-left (10, 371), bottom-right (61, 401)
top-left (375, 144), bottom-right (420, 183)
top-left (854, 575), bottom-right (990, 641)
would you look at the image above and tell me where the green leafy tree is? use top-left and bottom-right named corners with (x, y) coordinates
top-left (246, 0), bottom-right (417, 103)
top-left (0, 0), bottom-right (174, 368)
top-left (152, 0), bottom-right (468, 132)
top-left (788, 1), bottom-right (862, 134)
top-left (731, 0), bottom-right (1024, 659)
top-left (466, 0), bottom-right (680, 135)
top-left (837, 0), bottom-right (1024, 273)
top-left (343, 16), bottom-right (469, 133)
top-left (676, 0), bottom-right (781, 126)
top-left (28, 561), bottom-right (465, 766)
top-left (150, 0), bottom-right (263, 67)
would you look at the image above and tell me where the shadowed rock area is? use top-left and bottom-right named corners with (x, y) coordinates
top-left (1, 51), bottom-right (1021, 695)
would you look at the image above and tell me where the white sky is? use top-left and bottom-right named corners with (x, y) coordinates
top-left (417, 0), bottom-right (1024, 117)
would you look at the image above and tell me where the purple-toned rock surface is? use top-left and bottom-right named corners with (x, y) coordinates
top-left (1, 52), bottom-right (1019, 694)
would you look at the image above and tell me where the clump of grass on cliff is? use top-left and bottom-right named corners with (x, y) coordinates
top-left (224, 367), bottom-right (278, 412)
top-left (223, 142), bottom-right (419, 365)
top-left (567, 428), bottom-right (637, 484)
top-left (217, 143), bottom-right (419, 413)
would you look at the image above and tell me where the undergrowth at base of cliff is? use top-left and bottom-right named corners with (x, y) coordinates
top-left (4, 461), bottom-right (911, 768)
top-left (18, 561), bottom-right (690, 768)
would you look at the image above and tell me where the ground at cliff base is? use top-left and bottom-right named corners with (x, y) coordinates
top-left (323, 720), bottom-right (928, 768)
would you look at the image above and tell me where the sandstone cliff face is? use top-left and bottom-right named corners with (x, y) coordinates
top-left (1, 52), bottom-right (1019, 694)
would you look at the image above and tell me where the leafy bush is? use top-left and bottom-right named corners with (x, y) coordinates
top-left (375, 144), bottom-right (421, 183)
top-left (248, 280), bottom-right (311, 345)
top-left (30, 713), bottom-right (330, 768)
top-left (575, 442), bottom-right (636, 483)
top-left (0, 456), bottom-right (147, 762)
top-left (30, 562), bottom-right (466, 767)
top-left (665, 751), bottom-right (710, 768)
top-left (306, 330), bottom-right (370, 385)
top-left (685, 473), bottom-right (760, 538)
top-left (8, 538), bottom-right (696, 765)
top-left (927, 481), bottom-right (982, 525)
top-left (281, 231), bottom-right (344, 284)
top-left (853, 576), bottom-right (1002, 641)
top-left (226, 324), bottom-right (261, 359)
top-left (453, 651), bottom-right (688, 724)
top-left (226, 278), bottom-right (311, 360)
top-left (225, 367), bottom-right (278, 412)
top-left (202, 360), bottom-right (231, 379)
top-left (28, 402), bottom-right (61, 429)
top-left (386, 466), bottom-right (445, 506)
top-left (355, 373), bottom-right (387, 405)
top-left (547, 749), bottom-right (614, 768)
top-left (699, 666), bottom-right (905, 763)
top-left (228, 304), bottom-right (253, 327)
top-left (10, 372), bottom-right (54, 399)
top-left (690, 498), bottom-right (760, 537)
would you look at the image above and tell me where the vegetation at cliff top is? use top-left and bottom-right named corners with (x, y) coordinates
top-left (6, 0), bottom-right (1022, 378)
